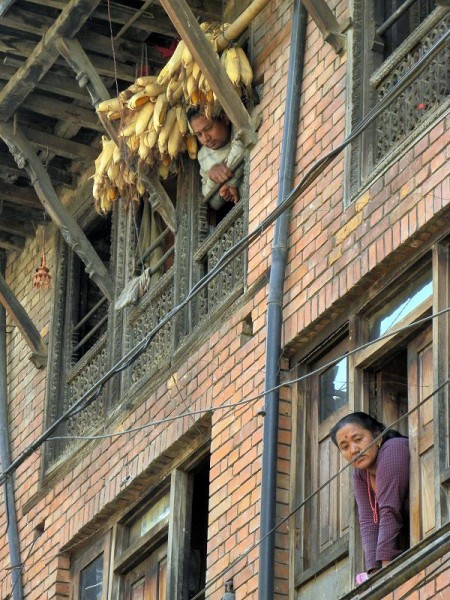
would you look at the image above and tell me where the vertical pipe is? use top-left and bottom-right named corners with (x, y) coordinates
top-left (0, 252), bottom-right (24, 600)
top-left (258, 2), bottom-right (307, 598)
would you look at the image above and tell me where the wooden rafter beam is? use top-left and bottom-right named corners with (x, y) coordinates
top-left (0, 270), bottom-right (47, 369)
top-left (0, 149), bottom-right (73, 187)
top-left (21, 93), bottom-right (102, 131)
top-left (23, 127), bottom-right (98, 161)
top-left (301, 0), bottom-right (349, 54)
top-left (0, 181), bottom-right (41, 208)
top-left (0, 0), bottom-right (15, 17)
top-left (0, 0), bottom-right (103, 121)
top-left (0, 122), bottom-right (114, 301)
top-left (158, 0), bottom-right (256, 142)
top-left (0, 61), bottom-right (90, 103)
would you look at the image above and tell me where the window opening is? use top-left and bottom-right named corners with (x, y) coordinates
top-left (365, 325), bottom-right (435, 549)
top-left (319, 356), bottom-right (348, 423)
top-left (134, 180), bottom-right (176, 280)
top-left (79, 554), bottom-right (104, 600)
top-left (186, 458), bottom-right (210, 600)
top-left (369, 270), bottom-right (432, 340)
top-left (71, 216), bottom-right (111, 362)
top-left (128, 492), bottom-right (170, 546)
top-left (375, 0), bottom-right (435, 58)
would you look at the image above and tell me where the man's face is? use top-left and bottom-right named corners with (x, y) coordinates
top-left (190, 115), bottom-right (231, 150)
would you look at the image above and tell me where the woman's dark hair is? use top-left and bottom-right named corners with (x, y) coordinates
top-left (330, 411), bottom-right (405, 447)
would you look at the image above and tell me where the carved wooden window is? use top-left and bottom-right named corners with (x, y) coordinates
top-left (125, 157), bottom-right (248, 393)
top-left (45, 212), bottom-right (113, 467)
top-left (349, 1), bottom-right (449, 195)
top-left (297, 336), bottom-right (350, 581)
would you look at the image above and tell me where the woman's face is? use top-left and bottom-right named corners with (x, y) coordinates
top-left (335, 423), bottom-right (379, 471)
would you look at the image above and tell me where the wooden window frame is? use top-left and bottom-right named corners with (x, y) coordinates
top-left (70, 533), bottom-right (112, 600)
top-left (296, 335), bottom-right (350, 585)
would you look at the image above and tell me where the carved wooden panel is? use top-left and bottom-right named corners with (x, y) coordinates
top-left (127, 269), bottom-right (174, 388)
top-left (374, 16), bottom-right (450, 161)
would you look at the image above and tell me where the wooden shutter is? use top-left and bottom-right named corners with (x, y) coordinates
top-left (408, 327), bottom-right (435, 543)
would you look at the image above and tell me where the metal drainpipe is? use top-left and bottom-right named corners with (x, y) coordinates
top-left (258, 2), bottom-right (307, 598)
top-left (0, 252), bottom-right (24, 600)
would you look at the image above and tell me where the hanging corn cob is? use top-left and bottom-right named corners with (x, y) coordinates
top-left (93, 22), bottom-right (253, 213)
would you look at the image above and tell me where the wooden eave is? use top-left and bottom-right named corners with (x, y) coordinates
top-left (0, 0), bottom-right (223, 255)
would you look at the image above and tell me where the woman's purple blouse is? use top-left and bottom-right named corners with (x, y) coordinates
top-left (353, 437), bottom-right (410, 572)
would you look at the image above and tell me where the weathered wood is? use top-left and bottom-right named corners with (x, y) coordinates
top-left (22, 94), bottom-right (102, 131)
top-left (167, 469), bottom-right (189, 600)
top-left (143, 173), bottom-right (177, 233)
top-left (0, 0), bottom-right (15, 17)
top-left (0, 182), bottom-right (41, 208)
top-left (0, 122), bottom-right (114, 301)
top-left (0, 62), bottom-right (89, 103)
top-left (0, 271), bottom-right (47, 368)
top-left (0, 234), bottom-right (25, 251)
top-left (0, 0), bottom-right (104, 121)
top-left (56, 37), bottom-right (110, 108)
top-left (0, 150), bottom-right (71, 187)
top-left (159, 0), bottom-right (256, 140)
top-left (301, 0), bottom-right (348, 54)
top-left (23, 127), bottom-right (98, 161)
top-left (0, 216), bottom-right (34, 238)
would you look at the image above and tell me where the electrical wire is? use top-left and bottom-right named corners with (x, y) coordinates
top-left (0, 24), bottom-right (448, 595)
top-left (189, 375), bottom-right (450, 600)
top-left (45, 303), bottom-right (450, 443)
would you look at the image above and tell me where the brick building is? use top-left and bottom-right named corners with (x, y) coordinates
top-left (0, 0), bottom-right (448, 599)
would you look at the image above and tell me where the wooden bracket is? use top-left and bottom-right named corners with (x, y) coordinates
top-left (301, 0), bottom-right (351, 54)
top-left (0, 122), bottom-right (114, 301)
top-left (158, 0), bottom-right (257, 145)
top-left (0, 271), bottom-right (47, 369)
top-left (56, 37), bottom-right (110, 108)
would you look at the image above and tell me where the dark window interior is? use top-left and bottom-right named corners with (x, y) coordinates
top-left (71, 216), bottom-right (111, 362)
top-left (187, 458), bottom-right (210, 600)
top-left (376, 0), bottom-right (435, 59)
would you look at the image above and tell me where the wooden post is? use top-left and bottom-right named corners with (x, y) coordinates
top-left (0, 122), bottom-right (114, 301)
top-left (158, 0), bottom-right (256, 143)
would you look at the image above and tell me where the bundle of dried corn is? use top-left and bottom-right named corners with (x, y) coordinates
top-left (93, 22), bottom-right (253, 214)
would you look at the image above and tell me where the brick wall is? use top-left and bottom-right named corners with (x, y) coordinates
top-left (0, 0), bottom-right (448, 599)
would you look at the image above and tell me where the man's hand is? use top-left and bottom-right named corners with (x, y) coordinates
top-left (208, 163), bottom-right (233, 184)
top-left (219, 184), bottom-right (239, 204)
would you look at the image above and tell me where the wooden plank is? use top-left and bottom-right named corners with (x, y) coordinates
top-left (0, 0), bottom-right (15, 16)
top-left (167, 469), bottom-right (189, 600)
top-left (56, 37), bottom-right (110, 108)
top-left (0, 62), bottom-right (89, 103)
top-left (301, 0), bottom-right (347, 54)
top-left (0, 149), bottom-right (73, 187)
top-left (22, 126), bottom-right (98, 161)
top-left (22, 93), bottom-right (102, 131)
top-left (0, 215), bottom-right (34, 238)
top-left (0, 270), bottom-right (47, 368)
top-left (0, 233), bottom-right (25, 251)
top-left (0, 182), bottom-right (41, 208)
top-left (0, 0), bottom-right (104, 121)
top-left (0, 122), bottom-right (114, 300)
top-left (158, 0), bottom-right (255, 139)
